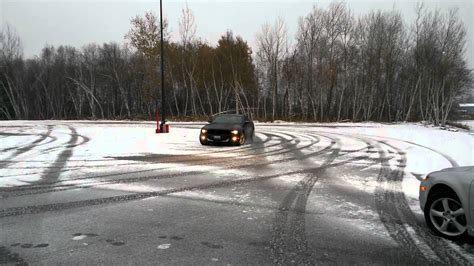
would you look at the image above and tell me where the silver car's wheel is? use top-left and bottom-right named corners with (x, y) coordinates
top-left (428, 197), bottom-right (466, 237)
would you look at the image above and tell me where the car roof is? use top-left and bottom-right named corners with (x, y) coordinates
top-left (214, 114), bottom-right (245, 117)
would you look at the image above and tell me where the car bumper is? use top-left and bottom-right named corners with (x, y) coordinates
top-left (200, 133), bottom-right (240, 144)
top-left (206, 138), bottom-right (230, 143)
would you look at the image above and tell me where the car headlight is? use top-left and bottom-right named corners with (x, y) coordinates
top-left (422, 174), bottom-right (430, 181)
top-left (231, 129), bottom-right (239, 135)
top-left (201, 129), bottom-right (207, 134)
top-left (420, 174), bottom-right (430, 192)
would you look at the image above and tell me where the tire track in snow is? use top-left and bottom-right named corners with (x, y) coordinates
top-left (1, 131), bottom-right (381, 199)
top-left (1, 123), bottom-right (468, 263)
top-left (286, 130), bottom-right (434, 263)
top-left (2, 151), bottom-right (383, 199)
top-left (0, 132), bottom-right (319, 196)
top-left (375, 140), bottom-right (470, 265)
top-left (0, 129), bottom-right (301, 180)
top-left (303, 130), bottom-right (470, 264)
top-left (0, 125), bottom-right (54, 169)
top-left (0, 137), bottom-right (378, 218)
top-left (0, 132), bottom-right (281, 190)
top-left (269, 132), bottom-right (386, 265)
top-left (35, 126), bottom-right (82, 184)
top-left (0, 131), bottom-right (273, 170)
top-left (0, 136), bottom-right (325, 198)
top-left (370, 139), bottom-right (432, 264)
top-left (271, 134), bottom-right (341, 265)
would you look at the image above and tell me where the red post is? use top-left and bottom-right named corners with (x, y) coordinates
top-left (156, 110), bottom-right (160, 133)
top-left (155, 109), bottom-right (170, 133)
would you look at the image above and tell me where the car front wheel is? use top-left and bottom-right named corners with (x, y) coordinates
top-left (424, 191), bottom-right (467, 240)
top-left (238, 133), bottom-right (246, 146)
top-left (248, 129), bottom-right (254, 143)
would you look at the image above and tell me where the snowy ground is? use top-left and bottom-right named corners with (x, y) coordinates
top-left (0, 120), bottom-right (473, 264)
top-left (1, 120), bottom-right (471, 188)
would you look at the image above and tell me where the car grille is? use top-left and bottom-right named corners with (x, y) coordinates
top-left (207, 129), bottom-right (230, 135)
top-left (207, 129), bottom-right (231, 142)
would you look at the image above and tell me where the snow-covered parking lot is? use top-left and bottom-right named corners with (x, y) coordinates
top-left (0, 121), bottom-right (473, 264)
top-left (1, 121), bottom-right (472, 187)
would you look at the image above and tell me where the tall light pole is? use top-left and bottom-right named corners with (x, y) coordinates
top-left (158, 0), bottom-right (166, 133)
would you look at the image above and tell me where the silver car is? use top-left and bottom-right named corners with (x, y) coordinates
top-left (419, 166), bottom-right (474, 240)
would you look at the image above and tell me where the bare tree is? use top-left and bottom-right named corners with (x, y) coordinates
top-left (256, 17), bottom-right (287, 121)
top-left (179, 4), bottom-right (202, 116)
top-left (0, 23), bottom-right (24, 119)
top-left (295, 6), bottom-right (324, 120)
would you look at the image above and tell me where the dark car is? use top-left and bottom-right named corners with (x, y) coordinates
top-left (200, 114), bottom-right (254, 146)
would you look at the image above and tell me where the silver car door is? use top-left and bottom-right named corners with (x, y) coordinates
top-left (471, 180), bottom-right (474, 226)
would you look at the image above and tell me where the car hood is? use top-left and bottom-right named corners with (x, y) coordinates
top-left (203, 123), bottom-right (243, 131)
top-left (440, 166), bottom-right (474, 173)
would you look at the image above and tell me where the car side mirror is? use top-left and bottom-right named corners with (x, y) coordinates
top-left (244, 120), bottom-right (251, 124)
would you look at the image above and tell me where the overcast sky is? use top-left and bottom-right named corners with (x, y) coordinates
top-left (1, 0), bottom-right (473, 68)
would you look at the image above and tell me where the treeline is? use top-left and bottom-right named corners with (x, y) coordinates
top-left (256, 3), bottom-right (472, 123)
top-left (0, 2), bottom-right (472, 124)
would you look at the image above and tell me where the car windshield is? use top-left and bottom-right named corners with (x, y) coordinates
top-left (212, 115), bottom-right (243, 124)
